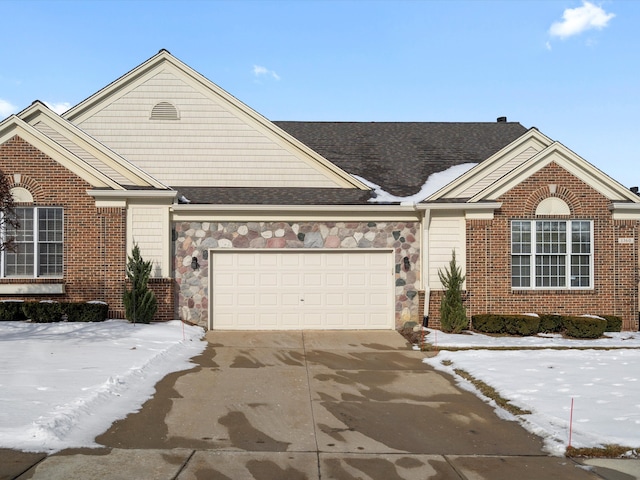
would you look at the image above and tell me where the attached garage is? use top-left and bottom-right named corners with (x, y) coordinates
top-left (209, 249), bottom-right (395, 330)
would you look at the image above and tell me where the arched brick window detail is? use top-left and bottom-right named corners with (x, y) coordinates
top-left (8, 175), bottom-right (45, 205)
top-left (524, 185), bottom-right (582, 217)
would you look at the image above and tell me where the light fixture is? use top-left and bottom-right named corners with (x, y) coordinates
top-left (191, 257), bottom-right (199, 270)
top-left (403, 256), bottom-right (411, 271)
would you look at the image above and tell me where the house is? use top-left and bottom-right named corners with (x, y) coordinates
top-left (0, 49), bottom-right (638, 331)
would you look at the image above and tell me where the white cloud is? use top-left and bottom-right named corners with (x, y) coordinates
top-left (0, 99), bottom-right (18, 118)
top-left (549, 1), bottom-right (615, 39)
top-left (44, 101), bottom-right (71, 115)
top-left (252, 65), bottom-right (280, 81)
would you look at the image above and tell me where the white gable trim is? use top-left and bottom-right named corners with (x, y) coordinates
top-left (64, 50), bottom-right (369, 191)
top-left (470, 142), bottom-right (640, 203)
top-left (0, 116), bottom-right (123, 189)
top-left (19, 103), bottom-right (168, 189)
top-left (427, 129), bottom-right (553, 201)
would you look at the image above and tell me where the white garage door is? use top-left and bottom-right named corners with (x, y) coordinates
top-left (210, 250), bottom-right (394, 330)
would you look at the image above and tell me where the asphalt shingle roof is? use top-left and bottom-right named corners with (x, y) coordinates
top-left (275, 121), bottom-right (528, 197)
top-left (174, 187), bottom-right (375, 205)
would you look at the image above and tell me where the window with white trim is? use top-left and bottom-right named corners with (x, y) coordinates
top-left (2, 207), bottom-right (63, 277)
top-left (511, 220), bottom-right (592, 289)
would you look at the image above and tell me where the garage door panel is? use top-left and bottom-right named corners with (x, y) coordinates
top-left (211, 250), bottom-right (394, 330)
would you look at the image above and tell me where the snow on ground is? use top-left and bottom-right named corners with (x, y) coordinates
top-left (0, 320), bottom-right (205, 453)
top-left (422, 329), bottom-right (640, 456)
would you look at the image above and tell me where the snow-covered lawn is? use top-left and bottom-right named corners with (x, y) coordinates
top-left (422, 329), bottom-right (640, 456)
top-left (0, 320), bottom-right (205, 453)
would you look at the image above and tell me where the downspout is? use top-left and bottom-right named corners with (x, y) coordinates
top-left (422, 208), bottom-right (430, 327)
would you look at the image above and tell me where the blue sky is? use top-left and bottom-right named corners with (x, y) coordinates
top-left (1, 0), bottom-right (637, 187)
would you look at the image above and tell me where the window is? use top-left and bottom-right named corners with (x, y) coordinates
top-left (2, 207), bottom-right (63, 278)
top-left (511, 220), bottom-right (592, 289)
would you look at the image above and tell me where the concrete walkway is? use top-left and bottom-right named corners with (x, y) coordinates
top-left (2, 331), bottom-right (637, 479)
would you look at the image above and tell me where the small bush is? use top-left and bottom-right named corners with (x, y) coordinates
top-left (598, 315), bottom-right (622, 332)
top-left (538, 314), bottom-right (564, 333)
top-left (472, 314), bottom-right (505, 334)
top-left (0, 300), bottom-right (26, 321)
top-left (564, 316), bottom-right (606, 339)
top-left (504, 315), bottom-right (540, 336)
top-left (62, 302), bottom-right (109, 322)
top-left (22, 301), bottom-right (62, 323)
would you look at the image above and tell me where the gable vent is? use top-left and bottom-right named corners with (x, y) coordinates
top-left (150, 102), bottom-right (179, 120)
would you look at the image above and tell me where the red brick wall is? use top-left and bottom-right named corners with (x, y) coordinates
top-left (0, 135), bottom-right (131, 316)
top-left (429, 161), bottom-right (639, 331)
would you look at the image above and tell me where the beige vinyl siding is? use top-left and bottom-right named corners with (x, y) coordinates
top-left (74, 69), bottom-right (341, 188)
top-left (129, 206), bottom-right (167, 277)
top-left (33, 121), bottom-right (133, 186)
top-left (428, 211), bottom-right (466, 289)
top-left (446, 146), bottom-right (540, 199)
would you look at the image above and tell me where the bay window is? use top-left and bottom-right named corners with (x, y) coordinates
top-left (511, 220), bottom-right (592, 289)
top-left (2, 207), bottom-right (63, 278)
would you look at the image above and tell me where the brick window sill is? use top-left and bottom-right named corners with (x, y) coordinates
top-left (0, 282), bottom-right (65, 295)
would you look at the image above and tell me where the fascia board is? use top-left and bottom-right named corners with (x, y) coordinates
top-left (611, 203), bottom-right (640, 220)
top-left (170, 203), bottom-right (421, 222)
top-left (470, 142), bottom-right (640, 203)
top-left (0, 118), bottom-right (123, 189)
top-left (427, 129), bottom-right (553, 201)
top-left (63, 51), bottom-right (368, 191)
top-left (20, 104), bottom-right (167, 189)
top-left (87, 189), bottom-right (177, 201)
top-left (415, 202), bottom-right (502, 211)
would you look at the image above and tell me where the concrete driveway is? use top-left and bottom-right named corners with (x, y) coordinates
top-left (5, 331), bottom-right (618, 479)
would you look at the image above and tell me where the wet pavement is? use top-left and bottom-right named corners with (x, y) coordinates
top-left (2, 330), bottom-right (638, 479)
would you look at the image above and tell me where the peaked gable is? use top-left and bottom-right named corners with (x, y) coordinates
top-left (18, 102), bottom-right (167, 190)
top-left (427, 128), bottom-right (640, 204)
top-left (64, 50), bottom-right (367, 190)
top-left (0, 115), bottom-right (123, 189)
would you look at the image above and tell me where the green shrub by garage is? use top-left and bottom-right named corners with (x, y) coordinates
top-left (564, 316), bottom-right (607, 339)
top-left (0, 300), bottom-right (27, 321)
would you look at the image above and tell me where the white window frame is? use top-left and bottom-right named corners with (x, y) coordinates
top-left (511, 219), bottom-right (593, 290)
top-left (1, 207), bottom-right (64, 279)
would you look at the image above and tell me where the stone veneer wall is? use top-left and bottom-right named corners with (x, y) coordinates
top-left (174, 221), bottom-right (420, 329)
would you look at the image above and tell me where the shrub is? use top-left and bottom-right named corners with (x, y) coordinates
top-left (472, 314), bottom-right (505, 334)
top-left (0, 300), bottom-right (26, 321)
top-left (438, 250), bottom-right (467, 333)
top-left (538, 314), bottom-right (564, 333)
top-left (22, 301), bottom-right (62, 323)
top-left (63, 302), bottom-right (109, 322)
top-left (598, 315), bottom-right (622, 332)
top-left (564, 315), bottom-right (606, 339)
top-left (504, 315), bottom-right (540, 336)
top-left (123, 244), bottom-right (157, 324)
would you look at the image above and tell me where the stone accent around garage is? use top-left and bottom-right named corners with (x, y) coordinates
top-left (174, 221), bottom-right (420, 329)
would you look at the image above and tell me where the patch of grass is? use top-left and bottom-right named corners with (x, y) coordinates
top-left (566, 445), bottom-right (639, 458)
top-left (441, 361), bottom-right (532, 416)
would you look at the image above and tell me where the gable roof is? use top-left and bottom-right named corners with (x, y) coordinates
top-left (275, 121), bottom-right (528, 197)
top-left (62, 50), bottom-right (369, 191)
top-left (18, 102), bottom-right (168, 190)
top-left (429, 128), bottom-right (640, 204)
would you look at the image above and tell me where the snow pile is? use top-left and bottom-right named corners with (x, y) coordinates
top-left (354, 163), bottom-right (477, 204)
top-left (0, 320), bottom-right (205, 452)
top-left (422, 329), bottom-right (640, 455)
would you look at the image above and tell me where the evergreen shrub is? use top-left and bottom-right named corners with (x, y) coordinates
top-left (538, 314), bottom-right (564, 333)
top-left (123, 244), bottom-right (157, 324)
top-left (22, 301), bottom-right (62, 323)
top-left (471, 314), bottom-right (505, 333)
top-left (564, 316), bottom-right (606, 339)
top-left (599, 315), bottom-right (622, 332)
top-left (63, 302), bottom-right (109, 322)
top-left (438, 250), bottom-right (467, 333)
top-left (0, 300), bottom-right (26, 321)
top-left (504, 314), bottom-right (540, 336)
